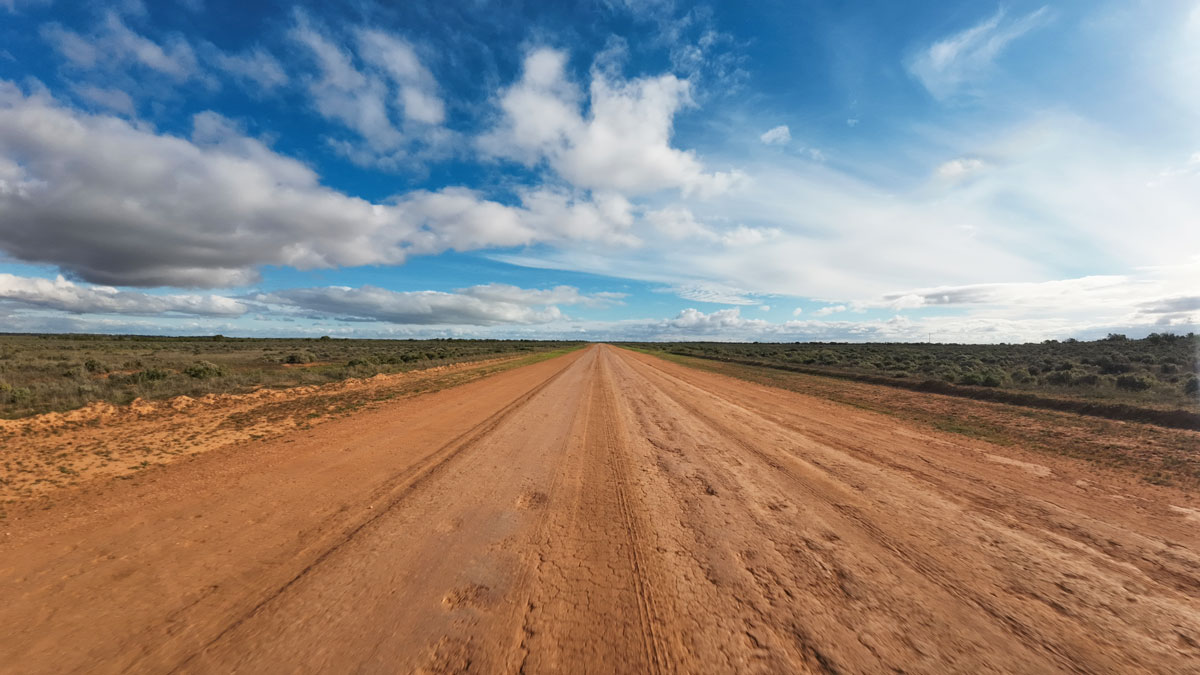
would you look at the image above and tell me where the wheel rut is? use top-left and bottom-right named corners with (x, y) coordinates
top-left (593, 355), bottom-right (671, 675)
top-left (166, 351), bottom-right (582, 672)
top-left (513, 351), bottom-right (674, 674)
top-left (2, 345), bottom-right (1198, 674)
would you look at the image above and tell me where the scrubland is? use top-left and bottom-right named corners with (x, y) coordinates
top-left (0, 333), bottom-right (581, 418)
top-left (626, 334), bottom-right (1199, 429)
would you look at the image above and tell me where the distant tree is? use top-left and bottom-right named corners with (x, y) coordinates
top-left (1146, 332), bottom-right (1168, 344)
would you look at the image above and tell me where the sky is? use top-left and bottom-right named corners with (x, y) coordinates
top-left (0, 0), bottom-right (1197, 342)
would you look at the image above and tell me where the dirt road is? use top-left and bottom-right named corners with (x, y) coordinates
top-left (2, 345), bottom-right (1198, 673)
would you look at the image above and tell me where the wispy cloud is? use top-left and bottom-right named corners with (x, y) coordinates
top-left (287, 13), bottom-right (455, 169)
top-left (0, 274), bottom-right (245, 316)
top-left (250, 283), bottom-right (620, 326)
top-left (661, 282), bottom-right (759, 305)
top-left (908, 7), bottom-right (1051, 99)
top-left (356, 29), bottom-right (444, 125)
top-left (70, 84), bottom-right (135, 114)
top-left (205, 44), bottom-right (287, 91)
top-left (1, 0), bottom-right (51, 14)
top-left (935, 157), bottom-right (984, 179)
top-left (759, 124), bottom-right (790, 145)
top-left (39, 23), bottom-right (98, 67)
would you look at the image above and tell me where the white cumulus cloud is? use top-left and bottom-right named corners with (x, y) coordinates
top-left (479, 47), bottom-right (743, 197)
top-left (664, 307), bottom-right (767, 332)
top-left (0, 83), bottom-right (644, 288)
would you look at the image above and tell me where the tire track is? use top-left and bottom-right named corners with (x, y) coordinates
top-left (166, 349), bottom-right (585, 673)
top-left (610, 347), bottom-right (1199, 672)
top-left (614, 350), bottom-right (1091, 669)
top-left (634, 351), bottom-right (1200, 599)
top-left (512, 349), bottom-right (675, 674)
top-left (604, 353), bottom-right (851, 673)
top-left (593, 352), bottom-right (670, 674)
top-left (4, 345), bottom-right (1198, 673)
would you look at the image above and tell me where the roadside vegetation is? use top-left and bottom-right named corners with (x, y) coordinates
top-left (634, 349), bottom-right (1200, 489)
top-left (625, 333), bottom-right (1199, 414)
top-left (0, 334), bottom-right (582, 419)
top-left (1, 345), bottom-right (582, 504)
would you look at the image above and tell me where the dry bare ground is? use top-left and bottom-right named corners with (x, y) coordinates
top-left (1, 345), bottom-right (1198, 673)
top-left (0, 355), bottom-right (527, 501)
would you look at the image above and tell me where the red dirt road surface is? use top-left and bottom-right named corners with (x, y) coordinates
top-left (2, 345), bottom-right (1198, 673)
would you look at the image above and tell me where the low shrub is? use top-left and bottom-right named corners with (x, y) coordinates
top-left (1115, 374), bottom-right (1154, 391)
top-left (978, 370), bottom-right (1005, 387)
top-left (120, 368), bottom-right (171, 384)
top-left (1011, 369), bottom-right (1034, 385)
top-left (960, 370), bottom-right (1004, 387)
top-left (1045, 370), bottom-right (1076, 386)
top-left (5, 385), bottom-right (33, 405)
top-left (183, 360), bottom-right (226, 379)
top-left (1097, 355), bottom-right (1133, 375)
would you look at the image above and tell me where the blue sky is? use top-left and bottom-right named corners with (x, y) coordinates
top-left (0, 0), bottom-right (1196, 341)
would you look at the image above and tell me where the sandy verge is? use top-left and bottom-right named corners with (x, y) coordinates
top-left (0, 356), bottom-right (517, 501)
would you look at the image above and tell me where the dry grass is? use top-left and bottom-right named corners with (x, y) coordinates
top-left (0, 334), bottom-right (582, 419)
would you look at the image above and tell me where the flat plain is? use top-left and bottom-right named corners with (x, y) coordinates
top-left (1, 344), bottom-right (1198, 673)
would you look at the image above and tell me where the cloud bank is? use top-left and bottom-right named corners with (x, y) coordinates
top-left (0, 83), bottom-right (645, 288)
